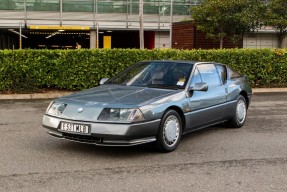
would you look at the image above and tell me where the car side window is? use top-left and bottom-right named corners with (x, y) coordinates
top-left (227, 67), bottom-right (242, 79)
top-left (216, 64), bottom-right (227, 84)
top-left (197, 64), bottom-right (221, 87)
top-left (190, 68), bottom-right (202, 85)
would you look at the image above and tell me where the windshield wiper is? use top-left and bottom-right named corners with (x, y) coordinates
top-left (104, 82), bottom-right (126, 86)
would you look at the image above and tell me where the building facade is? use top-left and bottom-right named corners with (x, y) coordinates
top-left (0, 0), bottom-right (196, 49)
top-left (1, 0), bottom-right (285, 50)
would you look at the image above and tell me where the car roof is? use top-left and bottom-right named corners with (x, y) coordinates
top-left (144, 60), bottom-right (220, 65)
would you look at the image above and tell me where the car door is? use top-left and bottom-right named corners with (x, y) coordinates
top-left (188, 63), bottom-right (227, 129)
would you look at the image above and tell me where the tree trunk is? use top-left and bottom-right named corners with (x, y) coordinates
top-left (278, 33), bottom-right (284, 48)
top-left (220, 37), bottom-right (223, 49)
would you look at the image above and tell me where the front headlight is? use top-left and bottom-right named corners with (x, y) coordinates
top-left (46, 101), bottom-right (67, 116)
top-left (98, 108), bottom-right (145, 122)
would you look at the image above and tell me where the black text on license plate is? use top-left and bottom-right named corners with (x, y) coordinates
top-left (60, 122), bottom-right (90, 134)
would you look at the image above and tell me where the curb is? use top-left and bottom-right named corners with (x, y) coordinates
top-left (252, 88), bottom-right (287, 93)
top-left (0, 88), bottom-right (287, 100)
top-left (0, 92), bottom-right (72, 100)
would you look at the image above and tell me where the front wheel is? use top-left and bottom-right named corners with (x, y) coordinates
top-left (226, 95), bottom-right (247, 128)
top-left (156, 110), bottom-right (182, 152)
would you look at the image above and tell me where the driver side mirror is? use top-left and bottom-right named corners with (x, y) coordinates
top-left (99, 78), bottom-right (109, 85)
top-left (188, 82), bottom-right (208, 92)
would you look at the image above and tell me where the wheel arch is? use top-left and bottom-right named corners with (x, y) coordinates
top-left (164, 106), bottom-right (186, 131)
top-left (239, 91), bottom-right (249, 109)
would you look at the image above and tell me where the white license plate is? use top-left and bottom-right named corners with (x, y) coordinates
top-left (60, 122), bottom-right (90, 134)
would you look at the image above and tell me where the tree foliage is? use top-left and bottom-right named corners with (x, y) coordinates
top-left (265, 0), bottom-right (287, 48)
top-left (191, 0), bottom-right (264, 48)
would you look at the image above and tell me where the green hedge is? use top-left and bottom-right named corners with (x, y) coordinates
top-left (0, 48), bottom-right (287, 93)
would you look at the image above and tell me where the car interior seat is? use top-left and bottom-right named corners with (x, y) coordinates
top-left (151, 70), bottom-right (165, 85)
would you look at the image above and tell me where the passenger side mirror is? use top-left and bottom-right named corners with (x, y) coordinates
top-left (188, 82), bottom-right (208, 92)
top-left (99, 78), bottom-right (109, 85)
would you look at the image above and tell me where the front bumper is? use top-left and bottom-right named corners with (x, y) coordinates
top-left (42, 114), bottom-right (161, 146)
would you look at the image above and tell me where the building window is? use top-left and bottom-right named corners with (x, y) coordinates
top-left (63, 0), bottom-right (93, 12)
top-left (98, 0), bottom-right (127, 14)
top-left (0, 0), bottom-right (24, 11)
top-left (26, 0), bottom-right (60, 11)
top-left (0, 0), bottom-right (193, 15)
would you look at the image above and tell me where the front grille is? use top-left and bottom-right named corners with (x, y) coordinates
top-left (63, 133), bottom-right (102, 144)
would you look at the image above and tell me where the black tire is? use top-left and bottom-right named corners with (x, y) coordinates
top-left (156, 110), bottom-right (182, 153)
top-left (226, 95), bottom-right (247, 128)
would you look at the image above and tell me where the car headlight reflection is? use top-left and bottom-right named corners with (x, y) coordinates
top-left (98, 108), bottom-right (145, 122)
top-left (46, 101), bottom-right (67, 116)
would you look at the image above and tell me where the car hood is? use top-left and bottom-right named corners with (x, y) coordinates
top-left (54, 85), bottom-right (182, 121)
top-left (61, 85), bottom-right (179, 105)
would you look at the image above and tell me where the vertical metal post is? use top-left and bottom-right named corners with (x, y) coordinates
top-left (95, 0), bottom-right (98, 17)
top-left (19, 22), bottom-right (22, 49)
top-left (162, 3), bottom-right (165, 26)
top-left (96, 0), bottom-right (99, 48)
top-left (170, 0), bottom-right (173, 48)
top-left (139, 0), bottom-right (144, 49)
top-left (96, 23), bottom-right (99, 49)
top-left (129, 0), bottom-right (132, 27)
top-left (24, 0), bottom-right (27, 24)
top-left (60, 0), bottom-right (63, 26)
top-left (158, 0), bottom-right (160, 29)
top-left (126, 0), bottom-right (130, 28)
top-left (93, 0), bottom-right (96, 27)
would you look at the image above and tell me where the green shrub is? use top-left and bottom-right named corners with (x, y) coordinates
top-left (0, 48), bottom-right (286, 93)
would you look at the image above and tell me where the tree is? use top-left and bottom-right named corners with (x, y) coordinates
top-left (265, 0), bottom-right (287, 48)
top-left (191, 0), bottom-right (264, 48)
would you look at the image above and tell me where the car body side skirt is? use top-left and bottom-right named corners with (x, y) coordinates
top-left (183, 99), bottom-right (237, 132)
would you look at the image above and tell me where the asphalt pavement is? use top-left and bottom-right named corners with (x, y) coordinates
top-left (0, 93), bottom-right (286, 191)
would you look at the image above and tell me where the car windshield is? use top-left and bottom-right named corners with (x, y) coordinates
top-left (105, 62), bottom-right (193, 89)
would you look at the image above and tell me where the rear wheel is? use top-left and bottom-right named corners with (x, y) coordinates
top-left (156, 110), bottom-right (182, 152)
top-left (226, 95), bottom-right (247, 128)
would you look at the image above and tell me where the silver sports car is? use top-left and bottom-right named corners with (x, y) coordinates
top-left (42, 60), bottom-right (252, 152)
